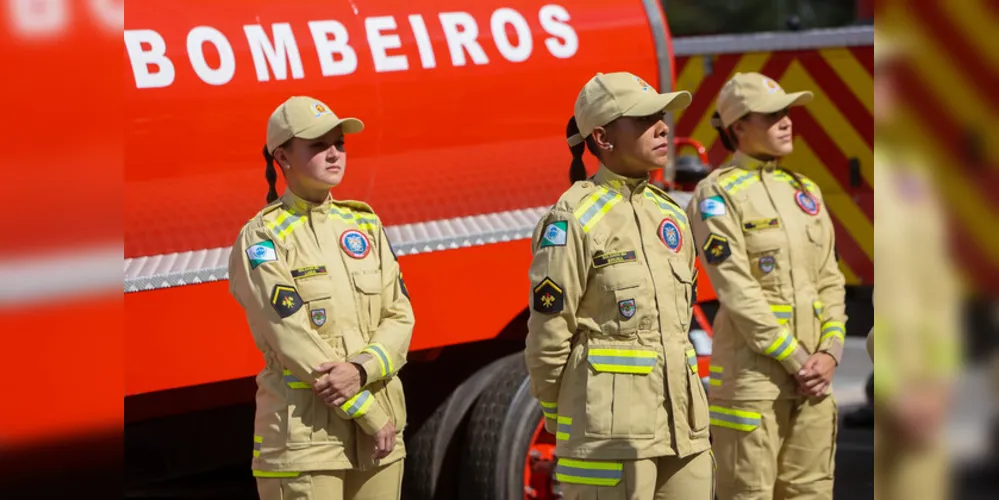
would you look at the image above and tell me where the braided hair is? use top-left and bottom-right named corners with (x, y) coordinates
top-left (263, 145), bottom-right (279, 203)
top-left (566, 116), bottom-right (601, 184)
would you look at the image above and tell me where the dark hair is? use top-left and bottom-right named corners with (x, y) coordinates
top-left (263, 145), bottom-right (279, 203)
top-left (566, 117), bottom-right (601, 184)
top-left (713, 111), bottom-right (738, 152)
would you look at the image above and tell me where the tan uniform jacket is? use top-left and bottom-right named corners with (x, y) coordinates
top-left (525, 165), bottom-right (711, 461)
top-left (872, 144), bottom-right (961, 402)
top-left (228, 190), bottom-right (414, 473)
top-left (686, 152), bottom-right (847, 401)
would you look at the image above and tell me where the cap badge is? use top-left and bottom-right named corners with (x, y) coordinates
top-left (635, 76), bottom-right (651, 91)
top-left (310, 102), bottom-right (332, 117)
top-left (763, 77), bottom-right (781, 94)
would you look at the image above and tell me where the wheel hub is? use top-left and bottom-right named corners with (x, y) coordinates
top-left (524, 419), bottom-right (560, 500)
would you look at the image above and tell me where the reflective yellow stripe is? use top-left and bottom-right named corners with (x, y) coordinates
top-left (820, 321), bottom-right (846, 344)
top-left (685, 348), bottom-right (698, 374)
top-left (556, 416), bottom-right (572, 441)
top-left (253, 470), bottom-right (302, 478)
top-left (587, 348), bottom-right (658, 374)
top-left (643, 190), bottom-right (689, 230)
top-left (812, 300), bottom-right (825, 322)
top-left (709, 405), bottom-right (762, 432)
top-left (709, 365), bottom-right (723, 386)
top-left (361, 343), bottom-right (393, 378)
top-left (540, 400), bottom-right (558, 419)
top-left (253, 435), bottom-right (263, 458)
top-left (574, 187), bottom-right (623, 233)
top-left (772, 171), bottom-right (818, 193)
top-left (764, 326), bottom-right (798, 361)
top-left (555, 458), bottom-right (623, 487)
top-left (282, 370), bottom-right (310, 389)
top-left (266, 210), bottom-right (307, 240)
top-left (720, 171), bottom-right (760, 194)
top-left (340, 390), bottom-right (374, 418)
top-left (770, 304), bottom-right (793, 325)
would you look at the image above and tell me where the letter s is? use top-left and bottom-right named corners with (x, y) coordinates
top-left (539, 5), bottom-right (577, 59)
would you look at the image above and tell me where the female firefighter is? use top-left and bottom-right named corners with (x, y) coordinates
top-left (524, 72), bottom-right (714, 499)
top-left (685, 72), bottom-right (847, 500)
top-left (227, 96), bottom-right (414, 500)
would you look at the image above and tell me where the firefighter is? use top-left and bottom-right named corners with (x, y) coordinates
top-left (871, 31), bottom-right (962, 500)
top-left (525, 72), bottom-right (713, 500)
top-left (227, 96), bottom-right (414, 500)
top-left (685, 72), bottom-right (846, 500)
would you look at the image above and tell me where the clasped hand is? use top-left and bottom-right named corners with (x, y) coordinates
top-left (312, 361), bottom-right (363, 407)
top-left (795, 352), bottom-right (837, 397)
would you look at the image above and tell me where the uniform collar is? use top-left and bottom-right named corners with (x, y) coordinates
top-left (733, 151), bottom-right (780, 172)
top-left (593, 164), bottom-right (649, 195)
top-left (281, 189), bottom-right (333, 214)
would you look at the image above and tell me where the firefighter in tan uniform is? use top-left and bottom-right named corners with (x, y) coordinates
top-left (525, 72), bottom-right (714, 500)
top-left (228, 96), bottom-right (414, 500)
top-left (686, 73), bottom-right (846, 500)
top-left (871, 31), bottom-right (962, 500)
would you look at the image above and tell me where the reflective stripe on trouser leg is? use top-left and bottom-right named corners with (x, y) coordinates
top-left (712, 400), bottom-right (784, 500)
top-left (555, 458), bottom-right (624, 487)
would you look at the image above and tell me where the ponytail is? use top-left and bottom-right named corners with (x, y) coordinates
top-left (263, 145), bottom-right (279, 203)
top-left (566, 116), bottom-right (588, 183)
top-left (711, 111), bottom-right (737, 152)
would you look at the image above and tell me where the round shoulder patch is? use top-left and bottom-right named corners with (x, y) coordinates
top-left (658, 218), bottom-right (683, 252)
top-left (340, 229), bottom-right (371, 259)
top-left (794, 190), bottom-right (820, 216)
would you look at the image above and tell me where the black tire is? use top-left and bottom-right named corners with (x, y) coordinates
top-left (458, 352), bottom-right (543, 500)
top-left (403, 353), bottom-right (520, 500)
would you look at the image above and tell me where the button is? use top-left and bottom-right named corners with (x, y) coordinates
top-left (581, 181), bottom-right (592, 188)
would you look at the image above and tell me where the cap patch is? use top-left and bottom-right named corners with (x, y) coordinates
top-left (763, 77), bottom-right (781, 94)
top-left (310, 102), bottom-right (332, 117)
top-left (635, 76), bottom-right (651, 91)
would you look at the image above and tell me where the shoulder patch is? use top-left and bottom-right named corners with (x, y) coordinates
top-left (540, 221), bottom-right (568, 248)
top-left (532, 277), bottom-right (564, 314)
top-left (556, 180), bottom-right (603, 210)
top-left (246, 240), bottom-right (277, 269)
top-left (271, 284), bottom-right (303, 319)
top-left (698, 195), bottom-right (727, 220)
top-left (335, 199), bottom-right (376, 214)
top-left (702, 234), bottom-right (732, 265)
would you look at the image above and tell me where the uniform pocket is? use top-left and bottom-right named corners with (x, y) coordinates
top-left (669, 259), bottom-right (693, 331)
top-left (685, 348), bottom-right (710, 435)
top-left (351, 270), bottom-right (383, 334)
top-left (296, 276), bottom-right (336, 338)
top-left (584, 343), bottom-right (662, 439)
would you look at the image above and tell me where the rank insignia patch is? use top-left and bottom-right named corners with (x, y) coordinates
top-left (794, 190), bottom-right (820, 216)
top-left (271, 284), bottom-right (303, 319)
top-left (758, 255), bottom-right (776, 274)
top-left (340, 229), bottom-right (371, 259)
top-left (703, 234), bottom-right (731, 265)
top-left (246, 240), bottom-right (277, 269)
top-left (592, 250), bottom-right (637, 268)
top-left (533, 277), bottom-right (564, 314)
top-left (658, 219), bottom-right (683, 252)
top-left (540, 221), bottom-right (568, 248)
top-left (311, 308), bottom-right (327, 326)
top-left (618, 299), bottom-right (636, 319)
top-left (291, 265), bottom-right (328, 279)
top-left (743, 218), bottom-right (781, 231)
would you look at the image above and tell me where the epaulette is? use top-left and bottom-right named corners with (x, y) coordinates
top-left (333, 199), bottom-right (376, 215)
top-left (553, 179), bottom-right (603, 211)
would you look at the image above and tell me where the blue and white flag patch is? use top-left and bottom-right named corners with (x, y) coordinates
top-left (699, 195), bottom-right (727, 220)
top-left (540, 221), bottom-right (568, 248)
top-left (247, 240), bottom-right (277, 269)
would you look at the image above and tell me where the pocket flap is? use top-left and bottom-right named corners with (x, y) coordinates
top-left (668, 259), bottom-right (693, 284)
top-left (587, 346), bottom-right (658, 375)
top-left (296, 277), bottom-right (332, 301)
top-left (352, 270), bottom-right (382, 295)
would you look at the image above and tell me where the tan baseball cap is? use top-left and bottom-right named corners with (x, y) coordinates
top-left (714, 72), bottom-right (813, 128)
top-left (266, 96), bottom-right (364, 154)
top-left (568, 72), bottom-right (692, 146)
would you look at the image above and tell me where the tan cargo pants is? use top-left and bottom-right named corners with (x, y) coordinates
top-left (256, 459), bottom-right (403, 500)
top-left (710, 396), bottom-right (837, 500)
top-left (558, 450), bottom-right (714, 500)
top-left (874, 414), bottom-right (948, 500)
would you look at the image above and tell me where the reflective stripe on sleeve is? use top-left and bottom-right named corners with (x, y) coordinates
top-left (282, 370), bottom-right (311, 389)
top-left (685, 348), bottom-right (698, 374)
top-left (253, 435), bottom-right (263, 458)
top-left (540, 400), bottom-right (558, 420)
top-left (770, 304), bottom-right (793, 325)
top-left (361, 343), bottom-right (394, 378)
top-left (253, 470), bottom-right (302, 478)
top-left (820, 321), bottom-right (846, 344)
top-left (709, 365), bottom-right (723, 387)
top-left (556, 416), bottom-right (572, 441)
top-left (340, 390), bottom-right (374, 419)
top-left (764, 326), bottom-right (799, 362)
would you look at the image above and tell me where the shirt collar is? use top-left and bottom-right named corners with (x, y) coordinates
top-left (593, 164), bottom-right (649, 195)
top-left (733, 151), bottom-right (780, 172)
top-left (281, 189), bottom-right (333, 214)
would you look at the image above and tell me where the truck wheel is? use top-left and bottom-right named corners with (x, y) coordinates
top-left (404, 352), bottom-right (520, 500)
top-left (458, 353), bottom-right (557, 500)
